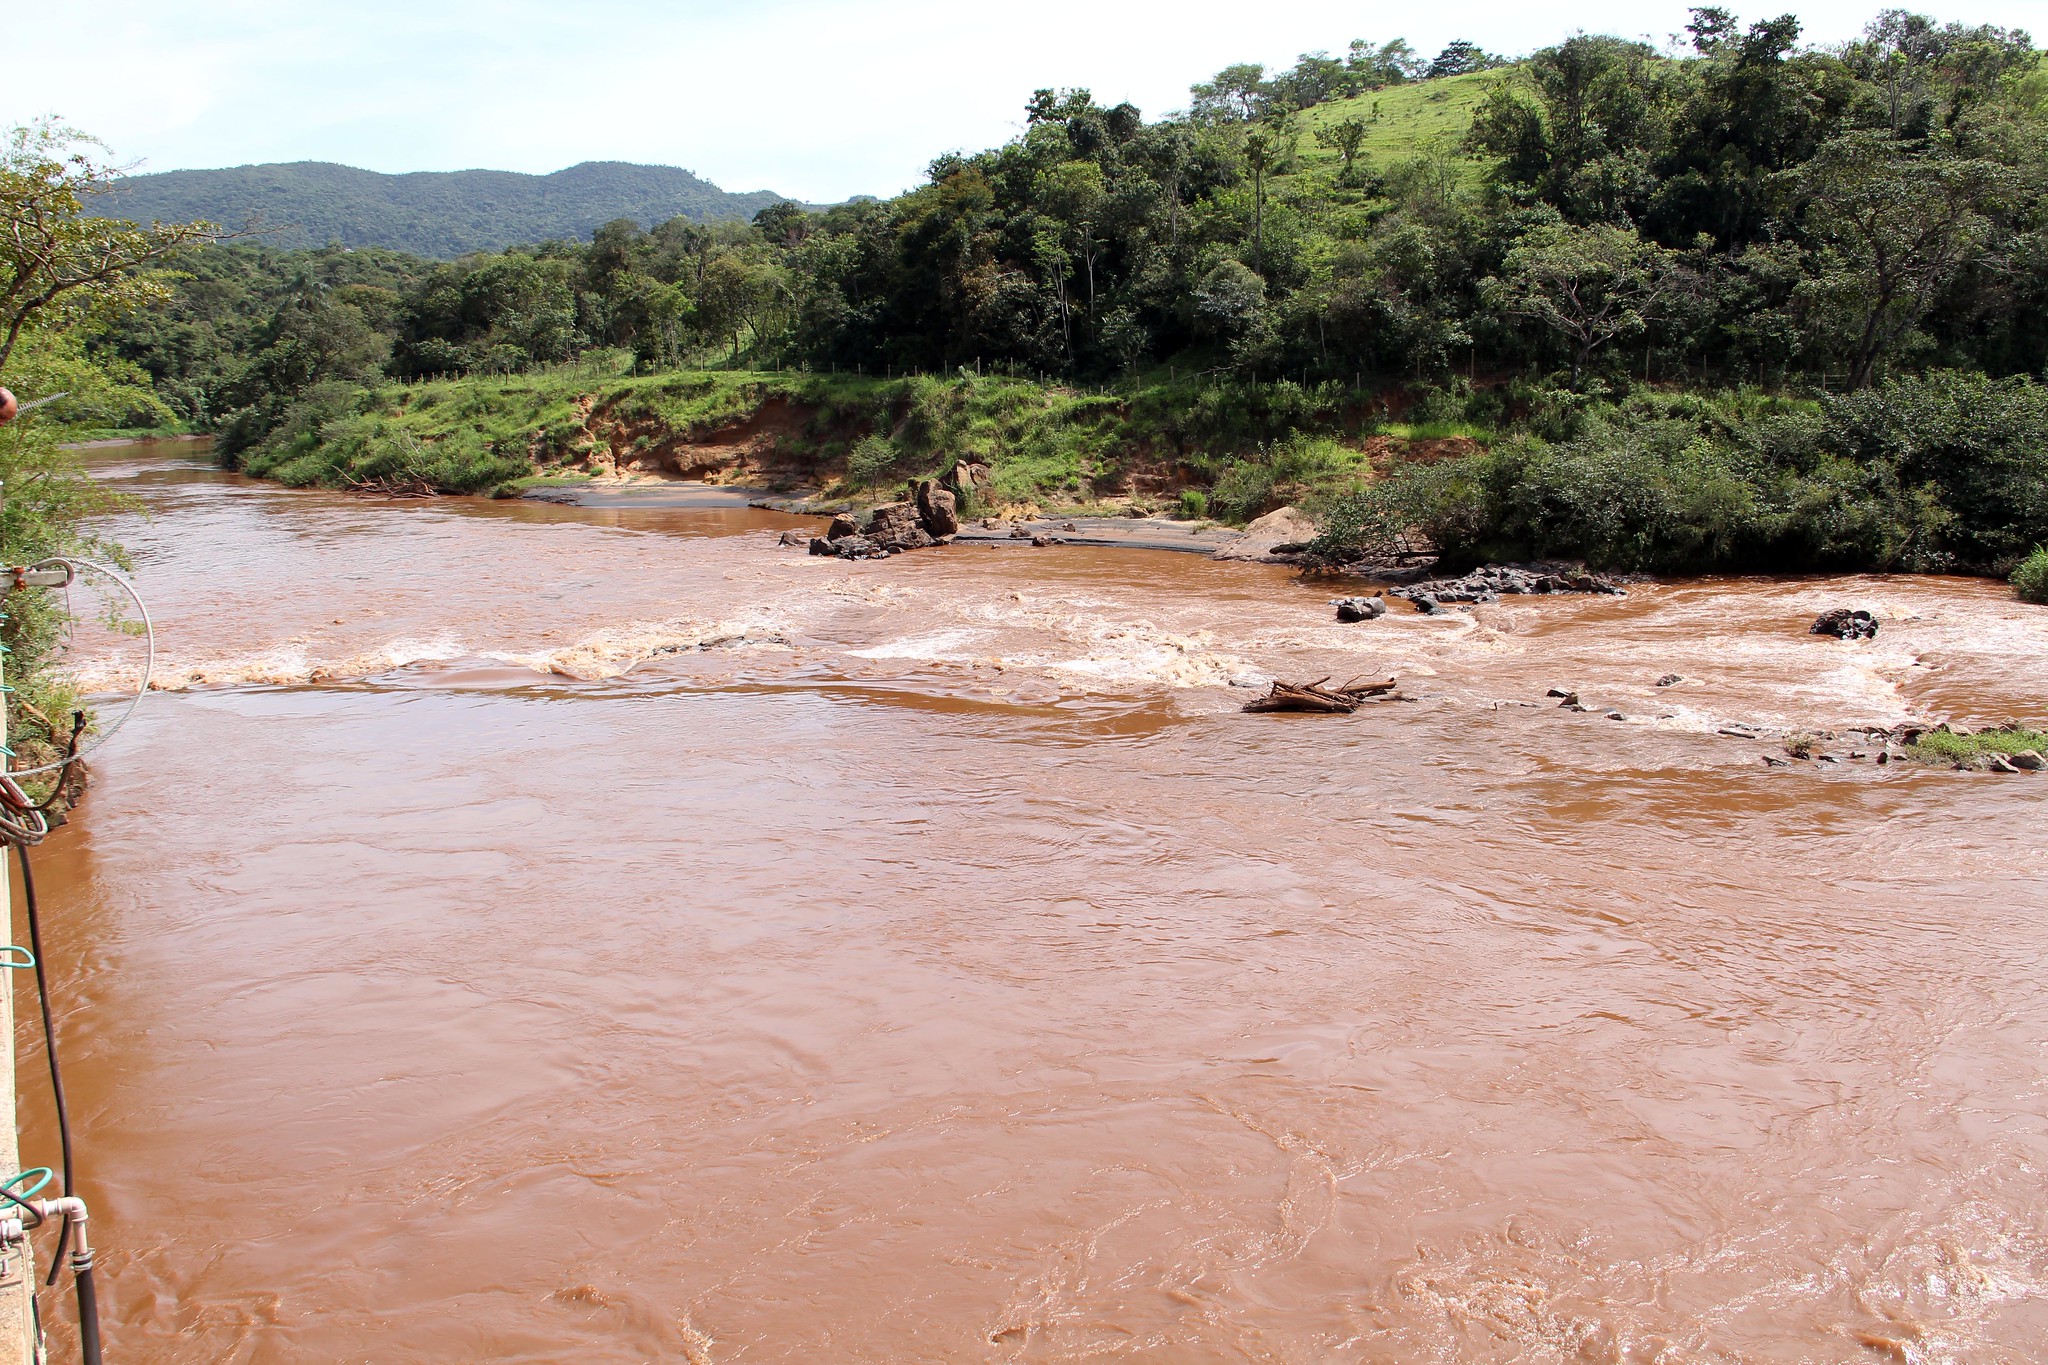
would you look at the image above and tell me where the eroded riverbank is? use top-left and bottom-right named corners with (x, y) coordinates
top-left (18, 441), bottom-right (2048, 1362)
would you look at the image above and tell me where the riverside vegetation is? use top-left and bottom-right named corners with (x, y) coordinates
top-left (48, 8), bottom-right (2048, 600)
top-left (0, 123), bottom-right (224, 787)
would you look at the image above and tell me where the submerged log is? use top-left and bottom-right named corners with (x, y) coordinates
top-left (1241, 676), bottom-right (1396, 714)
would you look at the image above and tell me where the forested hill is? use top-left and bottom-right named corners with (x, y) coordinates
top-left (104, 160), bottom-right (803, 257)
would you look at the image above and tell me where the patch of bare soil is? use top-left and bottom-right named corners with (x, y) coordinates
top-left (567, 397), bottom-right (828, 488)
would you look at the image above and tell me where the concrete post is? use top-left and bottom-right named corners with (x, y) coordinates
top-left (0, 477), bottom-right (43, 1362)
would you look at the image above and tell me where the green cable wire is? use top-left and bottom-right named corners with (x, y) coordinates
top-left (1, 1168), bottom-right (50, 1201)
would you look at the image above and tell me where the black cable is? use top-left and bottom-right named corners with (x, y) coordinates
top-left (14, 842), bottom-right (105, 1365)
top-left (0, 1185), bottom-right (44, 1229)
top-left (30, 712), bottom-right (86, 816)
top-left (73, 1263), bottom-right (100, 1365)
top-left (15, 845), bottom-right (75, 1286)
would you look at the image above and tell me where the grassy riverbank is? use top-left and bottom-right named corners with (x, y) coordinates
top-left (88, 13), bottom-right (2047, 594)
top-left (219, 361), bottom-right (2048, 583)
top-left (224, 362), bottom-right (1433, 515)
top-left (1904, 724), bottom-right (2048, 769)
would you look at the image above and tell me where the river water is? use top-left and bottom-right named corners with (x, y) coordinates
top-left (15, 441), bottom-right (2048, 1362)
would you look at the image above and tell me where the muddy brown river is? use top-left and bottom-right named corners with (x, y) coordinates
top-left (14, 441), bottom-right (2048, 1362)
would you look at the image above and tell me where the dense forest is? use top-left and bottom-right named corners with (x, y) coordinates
top-left (104, 160), bottom-right (804, 259)
top-left (84, 8), bottom-right (2048, 585)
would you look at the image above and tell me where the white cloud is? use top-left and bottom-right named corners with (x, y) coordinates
top-left (8, 0), bottom-right (2041, 201)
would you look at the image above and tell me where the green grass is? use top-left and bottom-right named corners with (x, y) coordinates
top-left (1377, 420), bottom-right (1490, 442)
top-left (1907, 727), bottom-right (2048, 762)
top-left (57, 423), bottom-right (201, 444)
top-left (502, 471), bottom-right (596, 492)
top-left (232, 364), bottom-right (1457, 514)
top-left (1290, 68), bottom-right (1516, 184)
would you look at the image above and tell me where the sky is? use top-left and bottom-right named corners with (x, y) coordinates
top-left (9, 0), bottom-right (2042, 202)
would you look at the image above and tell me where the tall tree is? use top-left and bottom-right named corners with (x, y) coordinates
top-left (1316, 118), bottom-right (1371, 184)
top-left (1791, 134), bottom-right (2010, 387)
top-left (1192, 64), bottom-right (1270, 122)
top-left (1243, 126), bottom-right (1283, 275)
top-left (1429, 41), bottom-right (1500, 79)
top-left (1, 122), bottom-right (223, 373)
top-left (1485, 220), bottom-right (1686, 385)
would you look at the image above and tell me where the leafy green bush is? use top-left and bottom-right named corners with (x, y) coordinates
top-left (1178, 489), bottom-right (1209, 519)
top-left (846, 434), bottom-right (903, 488)
top-left (1307, 376), bottom-right (2047, 575)
top-left (1306, 458), bottom-right (1491, 563)
top-left (1819, 371), bottom-right (2048, 572)
top-left (0, 416), bottom-right (128, 751)
top-left (1208, 460), bottom-right (1277, 524)
top-left (2013, 547), bottom-right (2048, 604)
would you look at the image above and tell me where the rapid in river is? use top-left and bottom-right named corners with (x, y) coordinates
top-left (16, 441), bottom-right (2048, 1362)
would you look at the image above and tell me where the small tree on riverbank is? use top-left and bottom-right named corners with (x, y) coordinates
top-left (1, 122), bottom-right (223, 372)
top-left (1, 121), bottom-right (223, 774)
top-left (1483, 220), bottom-right (1687, 388)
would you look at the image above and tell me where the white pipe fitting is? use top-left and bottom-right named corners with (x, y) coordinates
top-left (0, 1198), bottom-right (91, 1261)
top-left (33, 1198), bottom-right (90, 1263)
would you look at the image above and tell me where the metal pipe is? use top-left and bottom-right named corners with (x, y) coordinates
top-left (1, 1199), bottom-right (100, 1365)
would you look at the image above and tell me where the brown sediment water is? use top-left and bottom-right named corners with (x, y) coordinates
top-left (15, 440), bottom-right (2048, 1362)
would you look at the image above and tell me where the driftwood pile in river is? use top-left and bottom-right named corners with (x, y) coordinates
top-left (1242, 676), bottom-right (1397, 714)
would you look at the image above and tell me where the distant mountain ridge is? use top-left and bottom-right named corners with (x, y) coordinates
top-left (104, 160), bottom-right (803, 258)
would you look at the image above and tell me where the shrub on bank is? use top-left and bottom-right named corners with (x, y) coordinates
top-left (2014, 547), bottom-right (2048, 604)
top-left (1307, 375), bottom-right (2048, 575)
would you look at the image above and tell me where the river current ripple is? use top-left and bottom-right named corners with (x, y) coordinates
top-left (16, 443), bottom-right (2048, 1362)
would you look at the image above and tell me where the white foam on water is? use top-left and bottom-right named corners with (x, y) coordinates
top-left (488, 611), bottom-right (799, 681)
top-left (77, 635), bottom-right (470, 692)
top-left (847, 628), bottom-right (991, 662)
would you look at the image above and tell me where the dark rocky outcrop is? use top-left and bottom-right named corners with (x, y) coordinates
top-left (947, 461), bottom-right (991, 506)
top-left (1396, 564), bottom-right (1625, 610)
top-left (810, 533), bottom-right (881, 559)
top-left (865, 501), bottom-right (932, 551)
top-left (805, 481), bottom-right (961, 559)
top-left (1810, 608), bottom-right (1879, 640)
top-left (914, 480), bottom-right (959, 537)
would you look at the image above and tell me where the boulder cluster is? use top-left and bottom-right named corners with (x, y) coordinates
top-left (1402, 566), bottom-right (1624, 612)
top-left (809, 480), bottom-right (960, 560)
top-left (1810, 608), bottom-right (1879, 640)
top-left (1332, 566), bottom-right (1625, 619)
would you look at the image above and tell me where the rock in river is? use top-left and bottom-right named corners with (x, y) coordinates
top-left (806, 488), bottom-right (963, 560)
top-left (913, 480), bottom-right (959, 538)
top-left (1810, 608), bottom-right (1879, 640)
top-left (1392, 564), bottom-right (1624, 608)
top-left (1334, 595), bottom-right (1387, 622)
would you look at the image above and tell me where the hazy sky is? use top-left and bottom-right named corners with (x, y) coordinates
top-left (10, 1), bottom-right (2041, 201)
